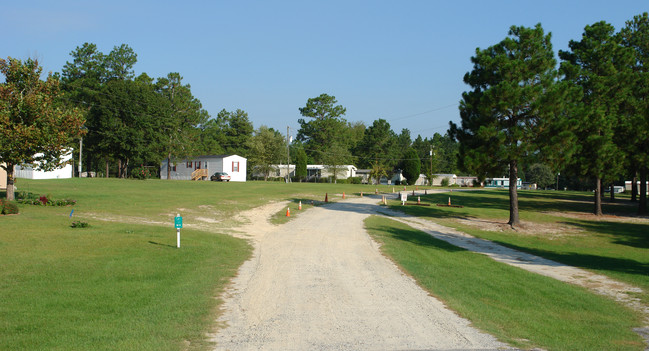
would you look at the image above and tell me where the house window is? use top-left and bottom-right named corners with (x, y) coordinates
top-left (186, 161), bottom-right (192, 168)
top-left (172, 164), bottom-right (177, 172)
top-left (232, 161), bottom-right (239, 172)
top-left (195, 161), bottom-right (201, 169)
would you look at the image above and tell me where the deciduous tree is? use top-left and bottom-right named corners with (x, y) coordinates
top-left (400, 148), bottom-right (421, 185)
top-left (0, 57), bottom-right (86, 200)
top-left (247, 126), bottom-right (284, 180)
top-left (297, 94), bottom-right (350, 165)
top-left (155, 73), bottom-right (209, 179)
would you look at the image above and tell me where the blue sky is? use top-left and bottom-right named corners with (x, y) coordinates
top-left (3, 1), bottom-right (646, 140)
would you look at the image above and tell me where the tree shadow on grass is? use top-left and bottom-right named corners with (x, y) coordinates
top-left (367, 219), bottom-right (465, 253)
top-left (560, 219), bottom-right (649, 249)
top-left (491, 240), bottom-right (649, 277)
top-left (394, 190), bottom-right (644, 220)
top-left (148, 241), bottom-right (176, 248)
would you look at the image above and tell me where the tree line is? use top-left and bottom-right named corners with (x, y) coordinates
top-left (451, 13), bottom-right (649, 223)
top-left (1, 42), bottom-right (461, 198)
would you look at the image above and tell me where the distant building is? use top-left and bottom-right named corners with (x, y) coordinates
top-left (0, 164), bottom-right (6, 189)
top-left (625, 180), bottom-right (649, 195)
top-left (355, 169), bottom-right (371, 184)
top-left (485, 177), bottom-right (522, 189)
top-left (14, 151), bottom-right (73, 180)
top-left (456, 176), bottom-right (481, 187)
top-left (160, 155), bottom-right (247, 182)
top-left (259, 164), bottom-right (295, 179)
top-left (431, 174), bottom-right (457, 186)
top-left (307, 165), bottom-right (357, 181)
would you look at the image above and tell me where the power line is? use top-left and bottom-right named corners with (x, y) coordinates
top-left (385, 103), bottom-right (458, 122)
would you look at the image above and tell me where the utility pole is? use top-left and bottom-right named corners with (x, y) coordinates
top-left (429, 147), bottom-right (433, 185)
top-left (78, 136), bottom-right (83, 177)
top-left (286, 126), bottom-right (291, 183)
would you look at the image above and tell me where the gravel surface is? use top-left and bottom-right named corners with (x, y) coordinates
top-left (212, 195), bottom-right (509, 351)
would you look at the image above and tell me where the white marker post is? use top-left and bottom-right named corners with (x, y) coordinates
top-left (174, 214), bottom-right (183, 248)
top-left (400, 192), bottom-right (407, 206)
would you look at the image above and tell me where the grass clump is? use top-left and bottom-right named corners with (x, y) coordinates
top-left (0, 199), bottom-right (19, 215)
top-left (365, 215), bottom-right (644, 350)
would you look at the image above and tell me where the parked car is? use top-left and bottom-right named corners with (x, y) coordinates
top-left (210, 172), bottom-right (231, 182)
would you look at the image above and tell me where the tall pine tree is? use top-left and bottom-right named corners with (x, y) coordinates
top-left (451, 24), bottom-right (567, 227)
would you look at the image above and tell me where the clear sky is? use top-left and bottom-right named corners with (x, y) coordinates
top-left (3, 1), bottom-right (646, 140)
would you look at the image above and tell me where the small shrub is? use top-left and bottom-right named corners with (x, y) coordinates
top-left (1, 200), bottom-right (20, 215)
top-left (16, 193), bottom-right (76, 206)
top-left (131, 166), bottom-right (153, 180)
top-left (348, 177), bottom-right (362, 184)
top-left (441, 177), bottom-right (450, 187)
top-left (71, 221), bottom-right (90, 228)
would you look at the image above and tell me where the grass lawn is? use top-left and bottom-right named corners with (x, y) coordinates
top-left (389, 189), bottom-right (649, 305)
top-left (365, 215), bottom-right (645, 350)
top-left (0, 178), bottom-right (395, 350)
top-left (0, 205), bottom-right (251, 350)
top-left (4, 179), bottom-right (646, 350)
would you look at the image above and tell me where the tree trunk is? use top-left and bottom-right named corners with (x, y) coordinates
top-left (105, 159), bottom-right (109, 178)
top-left (631, 174), bottom-right (638, 202)
top-left (594, 177), bottom-right (603, 216)
top-left (639, 168), bottom-right (647, 215)
top-left (166, 154), bottom-right (172, 180)
top-left (118, 159), bottom-right (122, 178)
top-left (609, 182), bottom-right (615, 202)
top-left (508, 160), bottom-right (520, 227)
top-left (5, 163), bottom-right (15, 201)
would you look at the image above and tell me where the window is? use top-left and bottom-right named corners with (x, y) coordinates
top-left (196, 161), bottom-right (201, 169)
top-left (186, 161), bottom-right (192, 168)
top-left (172, 164), bottom-right (177, 172)
top-left (232, 161), bottom-right (239, 172)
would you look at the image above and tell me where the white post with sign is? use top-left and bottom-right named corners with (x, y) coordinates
top-left (174, 214), bottom-right (183, 248)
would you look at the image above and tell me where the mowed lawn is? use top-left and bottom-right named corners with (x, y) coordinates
top-left (381, 189), bottom-right (648, 349)
top-left (2, 179), bottom-right (647, 350)
top-left (0, 178), bottom-right (375, 351)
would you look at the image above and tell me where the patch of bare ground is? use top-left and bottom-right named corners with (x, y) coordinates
top-left (545, 210), bottom-right (649, 224)
top-left (455, 217), bottom-right (584, 239)
top-left (81, 201), bottom-right (289, 237)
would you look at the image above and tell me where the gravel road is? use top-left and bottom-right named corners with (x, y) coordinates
top-left (212, 195), bottom-right (508, 350)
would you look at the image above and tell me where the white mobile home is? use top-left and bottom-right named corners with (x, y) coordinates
top-left (485, 177), bottom-right (522, 189)
top-left (160, 155), bottom-right (247, 182)
top-left (0, 164), bottom-right (6, 189)
top-left (14, 152), bottom-right (73, 180)
top-left (307, 165), bottom-right (357, 181)
top-left (431, 174), bottom-right (457, 186)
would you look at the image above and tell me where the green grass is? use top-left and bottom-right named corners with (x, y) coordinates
top-left (389, 189), bottom-right (649, 306)
top-left (0, 178), bottom-right (399, 350)
top-left (4, 180), bottom-right (646, 350)
top-left (0, 205), bottom-right (251, 350)
top-left (365, 215), bottom-right (644, 350)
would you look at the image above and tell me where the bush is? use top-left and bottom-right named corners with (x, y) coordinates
top-left (71, 221), bottom-right (90, 228)
top-left (348, 177), bottom-right (362, 184)
top-left (441, 177), bottom-right (450, 187)
top-left (1, 199), bottom-right (19, 215)
top-left (131, 166), bottom-right (153, 180)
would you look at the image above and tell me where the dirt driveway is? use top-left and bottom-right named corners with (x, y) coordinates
top-left (212, 195), bottom-right (508, 350)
